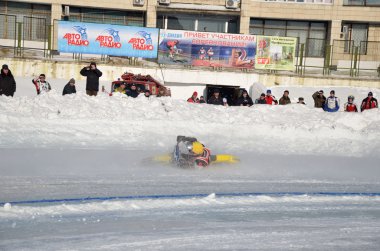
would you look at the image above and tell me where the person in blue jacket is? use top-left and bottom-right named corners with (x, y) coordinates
top-left (323, 90), bottom-right (340, 112)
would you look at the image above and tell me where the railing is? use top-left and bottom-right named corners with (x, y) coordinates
top-left (0, 14), bottom-right (379, 78)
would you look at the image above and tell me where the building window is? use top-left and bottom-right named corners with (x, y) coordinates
top-left (343, 0), bottom-right (380, 6)
top-left (65, 7), bottom-right (144, 27)
top-left (0, 1), bottom-right (51, 41)
top-left (250, 19), bottom-right (327, 57)
top-left (157, 13), bottom-right (239, 33)
top-left (343, 23), bottom-right (368, 54)
top-left (263, 0), bottom-right (333, 3)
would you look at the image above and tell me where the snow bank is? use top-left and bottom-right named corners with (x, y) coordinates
top-left (0, 89), bottom-right (379, 157)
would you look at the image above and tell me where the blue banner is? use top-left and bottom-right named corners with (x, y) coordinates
top-left (58, 21), bottom-right (159, 58)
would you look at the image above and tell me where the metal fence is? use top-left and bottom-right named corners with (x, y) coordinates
top-left (0, 15), bottom-right (379, 78)
top-left (0, 14), bottom-right (16, 40)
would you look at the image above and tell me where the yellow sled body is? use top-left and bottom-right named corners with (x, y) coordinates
top-left (152, 153), bottom-right (239, 165)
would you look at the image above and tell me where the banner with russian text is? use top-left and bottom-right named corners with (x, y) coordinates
top-left (57, 21), bottom-right (159, 58)
top-left (255, 36), bottom-right (297, 71)
top-left (158, 29), bottom-right (256, 68)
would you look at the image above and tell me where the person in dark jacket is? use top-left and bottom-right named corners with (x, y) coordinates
top-left (360, 92), bottom-right (378, 112)
top-left (80, 62), bottom-right (102, 96)
top-left (236, 90), bottom-right (253, 107)
top-left (312, 90), bottom-right (326, 108)
top-left (279, 90), bottom-right (291, 105)
top-left (297, 97), bottom-right (306, 105)
top-left (199, 96), bottom-right (206, 103)
top-left (207, 89), bottom-right (223, 105)
top-left (0, 64), bottom-right (16, 97)
top-left (255, 93), bottom-right (266, 104)
top-left (62, 78), bottom-right (76, 96)
top-left (126, 84), bottom-right (140, 98)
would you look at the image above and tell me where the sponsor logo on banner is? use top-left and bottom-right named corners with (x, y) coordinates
top-left (63, 26), bottom-right (90, 46)
top-left (128, 31), bottom-right (154, 51)
top-left (96, 28), bottom-right (122, 48)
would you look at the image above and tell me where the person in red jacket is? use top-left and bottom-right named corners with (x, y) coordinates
top-left (344, 95), bottom-right (358, 112)
top-left (187, 91), bottom-right (200, 103)
top-left (265, 90), bottom-right (278, 105)
top-left (360, 92), bottom-right (378, 112)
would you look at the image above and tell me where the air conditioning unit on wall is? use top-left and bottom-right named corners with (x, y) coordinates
top-left (226, 0), bottom-right (240, 9)
top-left (63, 6), bottom-right (70, 16)
top-left (134, 0), bottom-right (145, 6)
top-left (158, 0), bottom-right (171, 5)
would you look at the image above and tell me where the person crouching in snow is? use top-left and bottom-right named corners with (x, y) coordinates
top-left (62, 78), bottom-right (76, 95)
top-left (114, 82), bottom-right (127, 94)
top-left (323, 90), bottom-right (340, 112)
top-left (32, 74), bottom-right (51, 95)
top-left (0, 64), bottom-right (16, 97)
top-left (144, 89), bottom-right (151, 98)
top-left (174, 136), bottom-right (212, 168)
top-left (187, 91), bottom-right (199, 103)
top-left (344, 95), bottom-right (358, 112)
top-left (255, 93), bottom-right (266, 104)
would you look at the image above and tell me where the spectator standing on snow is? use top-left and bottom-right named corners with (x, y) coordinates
top-left (187, 91), bottom-right (200, 103)
top-left (279, 90), bottom-right (291, 105)
top-left (80, 62), bottom-right (102, 96)
top-left (236, 90), bottom-right (253, 107)
top-left (255, 93), bottom-right (267, 104)
top-left (208, 89), bottom-right (223, 105)
top-left (0, 64), bottom-right (16, 97)
top-left (323, 90), bottom-right (340, 112)
top-left (126, 84), bottom-right (140, 98)
top-left (312, 90), bottom-right (326, 108)
top-left (265, 90), bottom-right (278, 105)
top-left (344, 95), bottom-right (358, 112)
top-left (199, 96), bottom-right (206, 104)
top-left (32, 74), bottom-right (51, 95)
top-left (297, 97), bottom-right (306, 105)
top-left (62, 78), bottom-right (76, 96)
top-left (360, 92), bottom-right (378, 112)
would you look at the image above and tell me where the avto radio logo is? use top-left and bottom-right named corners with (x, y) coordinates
top-left (63, 26), bottom-right (90, 46)
top-left (128, 31), bottom-right (154, 51)
top-left (96, 28), bottom-right (122, 48)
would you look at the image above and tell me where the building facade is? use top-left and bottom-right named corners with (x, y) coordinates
top-left (1, 0), bottom-right (380, 56)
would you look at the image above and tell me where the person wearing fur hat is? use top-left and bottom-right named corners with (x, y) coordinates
top-left (80, 62), bottom-right (102, 96)
top-left (0, 64), bottom-right (16, 97)
top-left (187, 91), bottom-right (200, 103)
top-left (62, 78), bottom-right (77, 96)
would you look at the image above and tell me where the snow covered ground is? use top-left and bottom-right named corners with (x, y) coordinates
top-left (0, 81), bottom-right (380, 250)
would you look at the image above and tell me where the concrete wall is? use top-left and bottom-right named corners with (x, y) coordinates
top-left (4, 57), bottom-right (379, 99)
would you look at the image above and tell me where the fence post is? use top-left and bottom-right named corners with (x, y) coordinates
top-left (323, 45), bottom-right (331, 75)
top-left (46, 25), bottom-right (52, 58)
top-left (297, 44), bottom-right (304, 75)
top-left (16, 22), bottom-right (22, 56)
top-left (351, 46), bottom-right (359, 77)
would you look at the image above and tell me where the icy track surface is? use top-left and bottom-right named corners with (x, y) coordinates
top-left (1, 87), bottom-right (380, 250)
